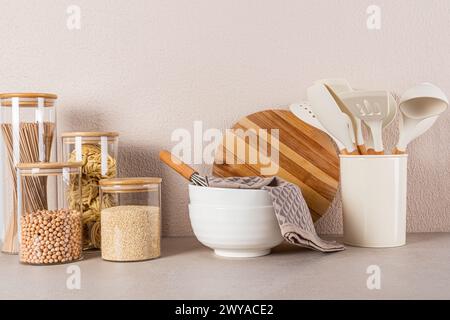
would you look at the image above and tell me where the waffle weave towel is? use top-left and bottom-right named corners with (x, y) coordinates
top-left (208, 176), bottom-right (344, 253)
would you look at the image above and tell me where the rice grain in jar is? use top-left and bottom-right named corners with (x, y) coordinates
top-left (99, 177), bottom-right (162, 262)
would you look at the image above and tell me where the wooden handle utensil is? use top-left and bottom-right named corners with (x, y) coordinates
top-left (159, 150), bottom-right (196, 181)
top-left (159, 150), bottom-right (209, 186)
top-left (392, 147), bottom-right (406, 155)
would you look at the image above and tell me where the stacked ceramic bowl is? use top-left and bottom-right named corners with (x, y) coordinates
top-left (188, 185), bottom-right (284, 258)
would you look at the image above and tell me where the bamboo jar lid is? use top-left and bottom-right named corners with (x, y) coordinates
top-left (100, 177), bottom-right (162, 193)
top-left (99, 177), bottom-right (162, 186)
top-left (17, 162), bottom-right (82, 170)
top-left (61, 132), bottom-right (119, 138)
top-left (0, 93), bottom-right (57, 107)
top-left (61, 132), bottom-right (120, 144)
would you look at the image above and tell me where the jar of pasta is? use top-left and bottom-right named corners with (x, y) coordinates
top-left (99, 178), bottom-right (162, 262)
top-left (0, 93), bottom-right (57, 254)
top-left (61, 132), bottom-right (119, 250)
top-left (16, 162), bottom-right (83, 265)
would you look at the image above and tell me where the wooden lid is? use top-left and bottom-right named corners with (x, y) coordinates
top-left (16, 162), bottom-right (82, 170)
top-left (61, 131), bottom-right (119, 138)
top-left (0, 93), bottom-right (57, 107)
top-left (99, 177), bottom-right (162, 186)
top-left (0, 93), bottom-right (57, 99)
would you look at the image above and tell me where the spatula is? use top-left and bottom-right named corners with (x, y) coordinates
top-left (393, 83), bottom-right (448, 154)
top-left (315, 79), bottom-right (366, 154)
top-left (289, 102), bottom-right (355, 153)
top-left (339, 91), bottom-right (390, 154)
top-left (307, 84), bottom-right (359, 155)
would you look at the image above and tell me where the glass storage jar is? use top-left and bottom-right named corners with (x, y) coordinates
top-left (61, 131), bottom-right (119, 249)
top-left (16, 162), bottom-right (83, 265)
top-left (99, 177), bottom-right (162, 262)
top-left (0, 93), bottom-right (57, 254)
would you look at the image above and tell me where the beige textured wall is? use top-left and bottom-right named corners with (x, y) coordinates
top-left (0, 0), bottom-right (448, 235)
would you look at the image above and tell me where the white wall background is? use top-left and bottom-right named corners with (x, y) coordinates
top-left (0, 0), bottom-right (448, 235)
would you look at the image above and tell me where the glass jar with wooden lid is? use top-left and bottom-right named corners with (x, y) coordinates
top-left (16, 162), bottom-right (83, 265)
top-left (61, 131), bottom-right (119, 250)
top-left (99, 177), bottom-right (162, 262)
top-left (0, 93), bottom-right (58, 254)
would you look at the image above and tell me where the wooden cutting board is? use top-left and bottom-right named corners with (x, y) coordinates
top-left (212, 109), bottom-right (340, 221)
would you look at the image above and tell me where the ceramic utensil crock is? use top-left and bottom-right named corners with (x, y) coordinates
top-left (340, 155), bottom-right (408, 248)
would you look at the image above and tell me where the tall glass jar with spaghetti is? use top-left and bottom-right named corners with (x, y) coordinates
top-left (17, 162), bottom-right (83, 265)
top-left (0, 93), bottom-right (57, 254)
top-left (61, 132), bottom-right (119, 250)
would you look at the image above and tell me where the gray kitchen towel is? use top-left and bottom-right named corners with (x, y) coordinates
top-left (208, 176), bottom-right (344, 253)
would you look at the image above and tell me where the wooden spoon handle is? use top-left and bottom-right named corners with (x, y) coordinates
top-left (392, 147), bottom-right (406, 155)
top-left (341, 149), bottom-right (360, 155)
top-left (159, 150), bottom-right (196, 181)
top-left (357, 144), bottom-right (368, 155)
top-left (368, 149), bottom-right (385, 155)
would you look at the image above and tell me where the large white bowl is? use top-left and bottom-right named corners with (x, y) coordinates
top-left (189, 184), bottom-right (272, 207)
top-left (188, 185), bottom-right (283, 258)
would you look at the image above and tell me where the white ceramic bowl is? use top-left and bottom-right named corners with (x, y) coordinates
top-left (189, 184), bottom-right (272, 207)
top-left (188, 185), bottom-right (283, 258)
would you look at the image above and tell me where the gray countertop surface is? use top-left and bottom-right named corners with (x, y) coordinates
top-left (1, 233), bottom-right (449, 300)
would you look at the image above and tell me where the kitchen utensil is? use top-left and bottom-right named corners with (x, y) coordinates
top-left (289, 102), bottom-right (355, 153)
top-left (315, 80), bottom-right (366, 154)
top-left (393, 83), bottom-right (448, 154)
top-left (212, 109), bottom-right (339, 221)
top-left (365, 93), bottom-right (398, 154)
top-left (306, 84), bottom-right (359, 154)
top-left (340, 154), bottom-right (407, 247)
top-left (339, 90), bottom-right (390, 154)
top-left (159, 150), bottom-right (208, 186)
top-left (314, 78), bottom-right (353, 94)
top-left (188, 185), bottom-right (283, 258)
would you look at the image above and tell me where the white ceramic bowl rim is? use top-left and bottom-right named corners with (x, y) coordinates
top-left (189, 184), bottom-right (269, 194)
top-left (339, 154), bottom-right (408, 159)
top-left (188, 203), bottom-right (274, 210)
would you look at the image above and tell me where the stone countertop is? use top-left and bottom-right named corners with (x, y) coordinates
top-left (1, 233), bottom-right (449, 299)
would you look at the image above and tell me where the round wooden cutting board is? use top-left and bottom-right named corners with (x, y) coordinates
top-left (212, 109), bottom-right (340, 221)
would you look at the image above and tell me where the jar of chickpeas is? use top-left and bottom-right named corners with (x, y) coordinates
top-left (16, 162), bottom-right (83, 265)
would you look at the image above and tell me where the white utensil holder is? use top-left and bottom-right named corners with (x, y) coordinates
top-left (340, 155), bottom-right (408, 248)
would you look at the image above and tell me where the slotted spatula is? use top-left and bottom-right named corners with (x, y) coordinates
top-left (339, 91), bottom-right (390, 154)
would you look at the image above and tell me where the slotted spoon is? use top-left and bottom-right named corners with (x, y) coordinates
top-left (339, 91), bottom-right (390, 154)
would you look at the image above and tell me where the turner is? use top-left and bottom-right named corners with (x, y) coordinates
top-left (364, 92), bottom-right (398, 154)
top-left (315, 79), bottom-right (366, 154)
top-left (339, 91), bottom-right (390, 154)
top-left (306, 84), bottom-right (358, 155)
